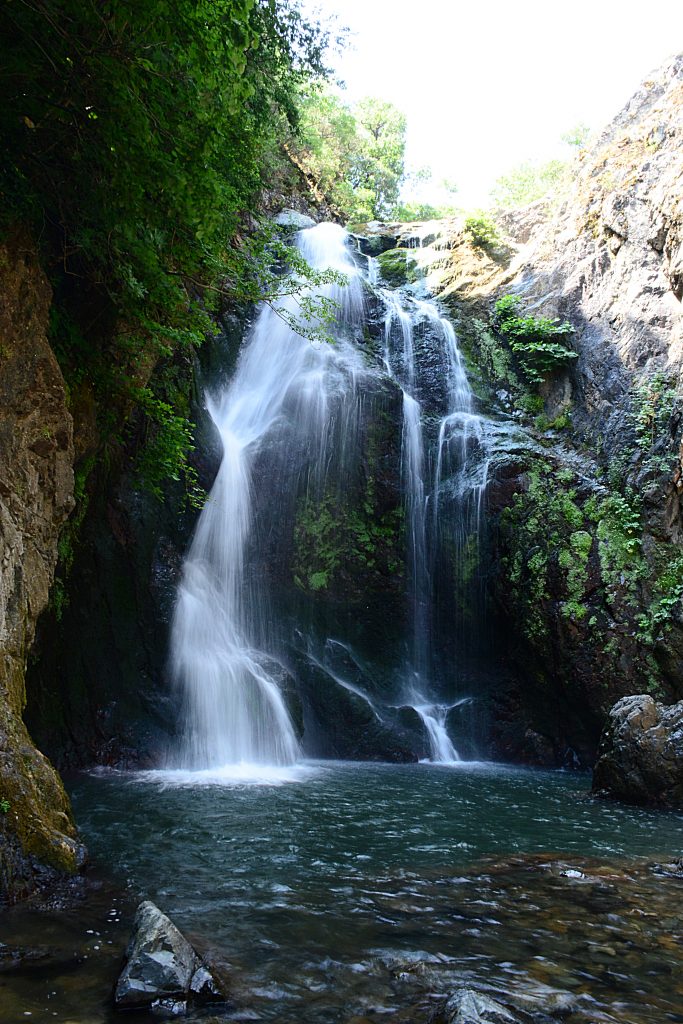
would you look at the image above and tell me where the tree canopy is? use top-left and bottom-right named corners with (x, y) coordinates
top-left (291, 87), bottom-right (407, 221)
top-left (1, 0), bottom-right (330, 352)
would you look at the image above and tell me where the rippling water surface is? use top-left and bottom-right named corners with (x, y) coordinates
top-left (2, 762), bottom-right (683, 1023)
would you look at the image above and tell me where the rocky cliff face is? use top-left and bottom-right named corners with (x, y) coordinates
top-left (0, 232), bottom-right (83, 902)
top-left (427, 54), bottom-right (683, 764)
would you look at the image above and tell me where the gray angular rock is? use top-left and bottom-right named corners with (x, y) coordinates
top-left (273, 208), bottom-right (316, 230)
top-left (115, 900), bottom-right (225, 1011)
top-left (436, 989), bottom-right (521, 1024)
top-left (592, 695), bottom-right (683, 807)
top-left (189, 965), bottom-right (222, 1002)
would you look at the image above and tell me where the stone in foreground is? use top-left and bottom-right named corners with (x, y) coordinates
top-left (434, 988), bottom-right (521, 1024)
top-left (592, 695), bottom-right (683, 807)
top-left (115, 901), bottom-right (224, 1011)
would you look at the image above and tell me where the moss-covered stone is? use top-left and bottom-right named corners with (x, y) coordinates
top-left (376, 247), bottom-right (422, 288)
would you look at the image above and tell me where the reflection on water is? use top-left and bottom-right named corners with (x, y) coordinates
top-left (2, 762), bottom-right (683, 1023)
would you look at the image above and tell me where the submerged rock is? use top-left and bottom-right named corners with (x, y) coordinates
top-left (115, 900), bottom-right (224, 1011)
top-left (592, 694), bottom-right (683, 807)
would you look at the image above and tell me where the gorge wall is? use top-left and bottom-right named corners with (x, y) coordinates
top-left (0, 233), bottom-right (83, 899)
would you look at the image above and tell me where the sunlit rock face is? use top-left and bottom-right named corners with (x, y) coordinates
top-left (414, 55), bottom-right (683, 766)
top-left (0, 232), bottom-right (83, 902)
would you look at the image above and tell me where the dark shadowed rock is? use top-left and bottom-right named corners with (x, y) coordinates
top-left (592, 695), bottom-right (683, 807)
top-left (115, 900), bottom-right (224, 1011)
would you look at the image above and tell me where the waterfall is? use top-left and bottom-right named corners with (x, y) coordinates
top-left (169, 222), bottom-right (490, 772)
top-left (412, 704), bottom-right (460, 763)
top-left (378, 272), bottom-right (489, 762)
top-left (170, 223), bottom-right (366, 769)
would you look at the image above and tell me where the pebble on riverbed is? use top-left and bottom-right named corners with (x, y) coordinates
top-left (114, 900), bottom-right (225, 1013)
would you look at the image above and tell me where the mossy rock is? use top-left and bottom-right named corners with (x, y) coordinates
top-left (0, 697), bottom-right (83, 902)
top-left (376, 247), bottom-right (422, 288)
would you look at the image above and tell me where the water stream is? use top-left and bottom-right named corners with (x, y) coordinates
top-left (170, 224), bottom-right (367, 769)
top-left (4, 765), bottom-right (682, 1023)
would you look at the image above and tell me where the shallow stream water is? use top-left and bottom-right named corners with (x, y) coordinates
top-left (2, 762), bottom-right (683, 1023)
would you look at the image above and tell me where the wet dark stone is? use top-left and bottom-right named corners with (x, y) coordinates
top-left (434, 989), bottom-right (522, 1024)
top-left (115, 900), bottom-right (224, 1010)
top-left (592, 694), bottom-right (683, 807)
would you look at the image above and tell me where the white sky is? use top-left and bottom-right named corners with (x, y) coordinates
top-left (304, 0), bottom-right (683, 208)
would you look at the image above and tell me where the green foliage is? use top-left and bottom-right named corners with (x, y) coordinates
top-left (561, 123), bottom-right (591, 148)
top-left (516, 394), bottom-right (545, 416)
top-left (464, 212), bottom-right (501, 250)
top-left (534, 411), bottom-right (571, 432)
top-left (1, 0), bottom-right (332, 491)
top-left (394, 200), bottom-right (456, 221)
top-left (558, 531), bottom-right (593, 621)
top-left (637, 556), bottom-right (683, 643)
top-left (130, 386), bottom-right (202, 507)
top-left (585, 491), bottom-right (645, 602)
top-left (632, 372), bottom-right (677, 449)
top-left (493, 294), bottom-right (577, 384)
top-left (0, 799), bottom-right (10, 814)
top-left (630, 371), bottom-right (678, 474)
top-left (501, 461), bottom-right (589, 641)
top-left (292, 86), bottom-right (406, 220)
top-left (491, 159), bottom-right (568, 208)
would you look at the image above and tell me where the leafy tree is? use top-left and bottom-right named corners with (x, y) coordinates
top-left (490, 159), bottom-right (567, 208)
top-left (351, 97), bottom-right (406, 218)
top-left (291, 86), bottom-right (406, 221)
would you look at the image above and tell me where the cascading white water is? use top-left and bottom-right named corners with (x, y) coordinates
top-left (412, 703), bottom-right (460, 763)
top-left (169, 222), bottom-right (490, 772)
top-left (170, 223), bottom-right (367, 770)
top-left (378, 274), bottom-right (490, 763)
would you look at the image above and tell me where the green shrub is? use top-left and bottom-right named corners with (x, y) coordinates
top-left (493, 294), bottom-right (577, 384)
top-left (464, 212), bottom-right (501, 250)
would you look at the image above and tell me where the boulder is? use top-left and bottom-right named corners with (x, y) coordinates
top-left (114, 901), bottom-right (224, 1011)
top-left (592, 695), bottom-right (683, 807)
top-left (273, 209), bottom-right (316, 230)
top-left (434, 989), bottom-right (521, 1024)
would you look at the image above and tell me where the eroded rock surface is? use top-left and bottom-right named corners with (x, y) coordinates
top-left (0, 232), bottom-right (82, 902)
top-left (592, 694), bottom-right (683, 806)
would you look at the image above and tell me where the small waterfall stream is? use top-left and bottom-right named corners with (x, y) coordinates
top-left (170, 222), bottom-right (491, 770)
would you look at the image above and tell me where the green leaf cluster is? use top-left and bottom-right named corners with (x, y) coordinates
top-left (493, 294), bottom-right (577, 384)
top-left (630, 371), bottom-right (679, 473)
top-left (637, 556), bottom-right (683, 644)
top-left (491, 158), bottom-right (568, 208)
top-left (464, 212), bottom-right (501, 250)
